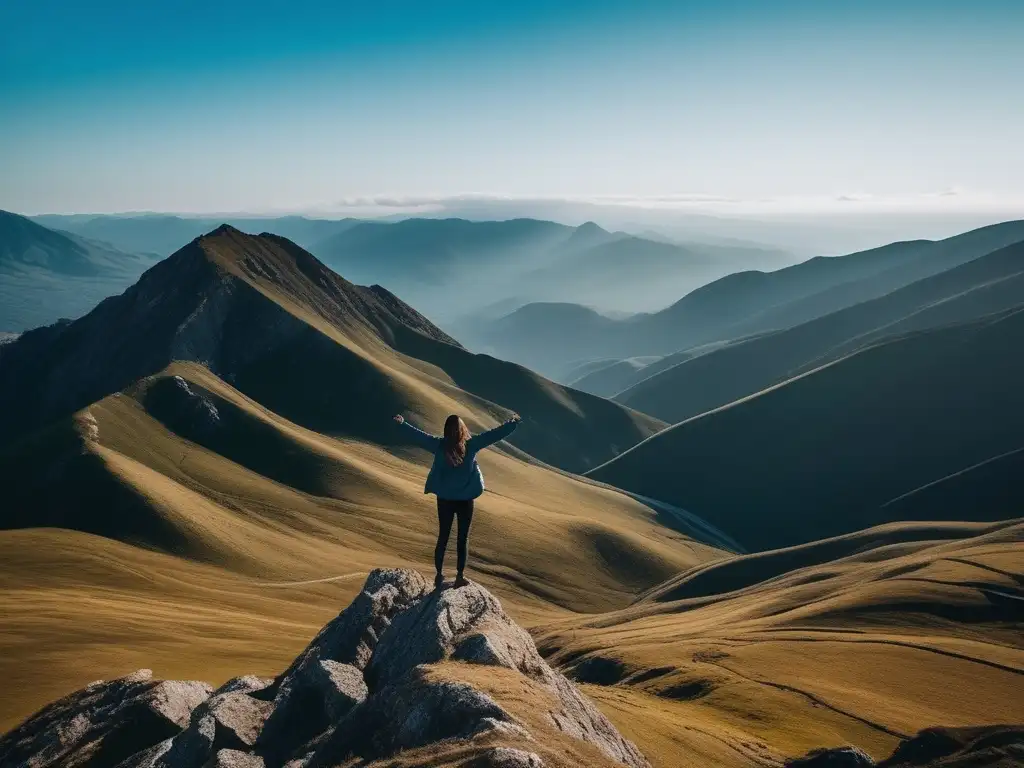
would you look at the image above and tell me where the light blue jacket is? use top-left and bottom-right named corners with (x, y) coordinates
top-left (398, 417), bottom-right (519, 500)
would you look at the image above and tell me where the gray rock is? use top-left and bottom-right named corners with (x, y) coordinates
top-left (788, 746), bottom-right (875, 767)
top-left (369, 583), bottom-right (545, 688)
top-left (159, 713), bottom-right (216, 767)
top-left (206, 749), bottom-right (266, 768)
top-left (309, 668), bottom-right (522, 765)
top-left (211, 676), bottom-right (274, 698)
top-left (114, 739), bottom-right (173, 768)
top-left (314, 661), bottom-right (368, 719)
top-left (257, 569), bottom-right (428, 763)
top-left (368, 581), bottom-right (649, 768)
top-left (199, 692), bottom-right (273, 749)
top-left (0, 670), bottom-right (211, 768)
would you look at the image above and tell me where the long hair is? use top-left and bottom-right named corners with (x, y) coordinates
top-left (443, 414), bottom-right (471, 467)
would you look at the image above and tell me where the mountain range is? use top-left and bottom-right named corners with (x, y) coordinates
top-left (6, 212), bottom-right (794, 334)
top-left (1, 218), bottom-right (1021, 766)
top-left (478, 220), bottom-right (1024, 378)
top-left (310, 217), bottom-right (795, 323)
top-left (617, 237), bottom-right (1024, 422)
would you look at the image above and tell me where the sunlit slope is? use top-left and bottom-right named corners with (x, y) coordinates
top-left (536, 520), bottom-right (1024, 767)
top-left (0, 361), bottom-right (720, 731)
top-left (590, 307), bottom-right (1024, 551)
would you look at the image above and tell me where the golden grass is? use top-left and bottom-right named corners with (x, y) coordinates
top-left (0, 363), bottom-right (718, 731)
top-left (537, 520), bottom-right (1024, 763)
top-left (2, 231), bottom-right (1020, 765)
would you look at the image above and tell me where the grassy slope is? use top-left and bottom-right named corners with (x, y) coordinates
top-left (536, 520), bottom-right (1024, 767)
top-left (0, 361), bottom-right (716, 731)
top-left (3, 226), bottom-right (1022, 765)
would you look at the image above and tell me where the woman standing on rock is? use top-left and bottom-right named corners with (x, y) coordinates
top-left (393, 411), bottom-right (521, 589)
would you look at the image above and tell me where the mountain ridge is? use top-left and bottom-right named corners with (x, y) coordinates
top-left (589, 305), bottom-right (1024, 550)
top-left (617, 237), bottom-right (1024, 422)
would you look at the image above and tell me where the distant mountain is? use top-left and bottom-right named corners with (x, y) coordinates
top-left (310, 217), bottom-right (793, 325)
top-left (588, 306), bottom-right (1024, 551)
top-left (0, 225), bottom-right (662, 474)
top-left (312, 217), bottom-right (571, 286)
top-left (0, 211), bottom-right (156, 331)
top-left (618, 238), bottom-right (1024, 423)
top-left (31, 213), bottom-right (363, 255)
top-left (475, 220), bottom-right (1024, 377)
top-left (0, 210), bottom-right (143, 276)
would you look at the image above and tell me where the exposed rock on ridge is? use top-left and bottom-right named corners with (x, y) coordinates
top-left (0, 569), bottom-right (650, 768)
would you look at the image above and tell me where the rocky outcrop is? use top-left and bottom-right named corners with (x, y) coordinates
top-left (0, 669), bottom-right (211, 768)
top-left (787, 725), bottom-right (1024, 767)
top-left (0, 569), bottom-right (649, 768)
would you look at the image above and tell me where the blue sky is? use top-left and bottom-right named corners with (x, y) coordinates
top-left (2, 0), bottom-right (1022, 215)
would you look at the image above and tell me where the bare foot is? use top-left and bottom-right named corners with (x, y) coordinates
top-left (454, 574), bottom-right (470, 588)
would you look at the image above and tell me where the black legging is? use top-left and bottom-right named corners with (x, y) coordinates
top-left (435, 498), bottom-right (474, 575)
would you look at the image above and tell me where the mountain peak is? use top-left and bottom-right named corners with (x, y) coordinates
top-left (202, 222), bottom-right (244, 238)
top-left (564, 220), bottom-right (613, 250)
top-left (0, 229), bottom-right (461, 442)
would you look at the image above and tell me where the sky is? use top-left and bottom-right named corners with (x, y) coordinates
top-left (2, 0), bottom-right (1023, 218)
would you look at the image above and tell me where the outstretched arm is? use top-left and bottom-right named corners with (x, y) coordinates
top-left (393, 414), bottom-right (441, 451)
top-left (467, 413), bottom-right (521, 452)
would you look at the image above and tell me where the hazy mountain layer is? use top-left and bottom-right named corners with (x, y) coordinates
top-left (0, 210), bottom-right (157, 331)
top-left (476, 220), bottom-right (1024, 377)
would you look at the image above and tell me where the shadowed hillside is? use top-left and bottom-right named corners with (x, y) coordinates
top-left (0, 226), bottom-right (714, 733)
top-left (619, 238), bottom-right (1024, 423)
top-left (590, 307), bottom-right (1024, 551)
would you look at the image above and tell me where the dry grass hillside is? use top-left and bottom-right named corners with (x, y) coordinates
top-left (536, 519), bottom-right (1024, 767)
top-left (2, 226), bottom-right (1021, 766)
top-left (0, 228), bottom-right (706, 733)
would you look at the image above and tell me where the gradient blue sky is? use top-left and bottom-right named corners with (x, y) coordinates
top-left (2, 0), bottom-right (1022, 215)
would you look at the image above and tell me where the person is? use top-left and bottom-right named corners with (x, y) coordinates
top-left (393, 411), bottom-right (521, 589)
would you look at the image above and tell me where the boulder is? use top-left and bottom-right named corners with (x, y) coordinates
top-left (368, 581), bottom-right (545, 687)
top-left (256, 568), bottom-right (428, 763)
top-left (369, 582), bottom-right (649, 768)
top-left (206, 749), bottom-right (265, 768)
top-left (210, 677), bottom-right (274, 699)
top-left (0, 670), bottom-right (211, 768)
top-left (317, 670), bottom-right (521, 761)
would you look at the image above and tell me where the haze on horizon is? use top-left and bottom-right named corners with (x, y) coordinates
top-left (2, 0), bottom-right (1023, 229)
